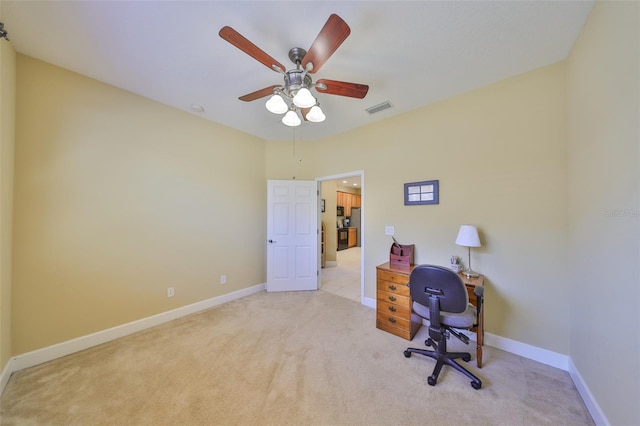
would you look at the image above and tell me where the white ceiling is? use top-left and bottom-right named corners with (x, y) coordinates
top-left (337, 176), bottom-right (361, 190)
top-left (2, 1), bottom-right (594, 141)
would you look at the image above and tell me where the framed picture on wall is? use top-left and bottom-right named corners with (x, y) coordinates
top-left (404, 180), bottom-right (439, 205)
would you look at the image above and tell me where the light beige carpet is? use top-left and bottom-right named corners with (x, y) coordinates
top-left (0, 290), bottom-right (593, 425)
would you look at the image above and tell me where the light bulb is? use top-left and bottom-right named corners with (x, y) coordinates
top-left (282, 110), bottom-right (301, 127)
top-left (292, 88), bottom-right (316, 108)
top-left (306, 105), bottom-right (326, 123)
top-left (265, 94), bottom-right (288, 114)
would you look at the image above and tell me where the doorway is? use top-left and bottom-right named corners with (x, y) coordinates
top-left (317, 171), bottom-right (364, 304)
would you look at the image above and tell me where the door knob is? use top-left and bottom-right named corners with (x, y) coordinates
top-left (268, 239), bottom-right (277, 243)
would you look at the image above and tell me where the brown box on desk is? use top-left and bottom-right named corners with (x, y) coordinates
top-left (390, 243), bottom-right (414, 270)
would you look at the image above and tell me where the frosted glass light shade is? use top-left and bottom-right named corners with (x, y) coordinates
top-left (265, 95), bottom-right (288, 114)
top-left (455, 225), bottom-right (481, 247)
top-left (282, 110), bottom-right (301, 127)
top-left (292, 88), bottom-right (316, 108)
top-left (306, 105), bottom-right (326, 123)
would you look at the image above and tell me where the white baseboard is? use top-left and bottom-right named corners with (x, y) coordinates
top-left (482, 333), bottom-right (607, 425)
top-left (568, 358), bottom-right (609, 426)
top-left (1, 285), bottom-right (607, 426)
top-left (361, 295), bottom-right (376, 309)
top-left (1, 283), bottom-right (265, 395)
top-left (0, 357), bottom-right (14, 397)
top-left (484, 332), bottom-right (569, 370)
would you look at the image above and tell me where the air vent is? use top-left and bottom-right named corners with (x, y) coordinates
top-left (366, 101), bottom-right (393, 115)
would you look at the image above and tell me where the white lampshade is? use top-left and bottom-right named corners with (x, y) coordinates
top-left (292, 88), bottom-right (316, 108)
top-left (282, 110), bottom-right (301, 127)
top-left (306, 105), bottom-right (326, 123)
top-left (455, 225), bottom-right (481, 247)
top-left (265, 94), bottom-right (288, 114)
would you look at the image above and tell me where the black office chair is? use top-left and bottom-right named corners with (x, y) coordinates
top-left (404, 264), bottom-right (483, 389)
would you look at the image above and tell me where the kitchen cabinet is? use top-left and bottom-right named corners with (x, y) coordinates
top-left (337, 192), bottom-right (345, 210)
top-left (337, 191), bottom-right (361, 217)
top-left (348, 228), bottom-right (357, 248)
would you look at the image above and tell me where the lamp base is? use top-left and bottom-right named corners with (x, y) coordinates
top-left (462, 268), bottom-right (479, 278)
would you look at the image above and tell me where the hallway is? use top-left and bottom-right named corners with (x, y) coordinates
top-left (320, 247), bottom-right (361, 303)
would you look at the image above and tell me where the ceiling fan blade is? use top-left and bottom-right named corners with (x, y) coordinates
top-left (302, 14), bottom-right (350, 74)
top-left (219, 26), bottom-right (286, 73)
top-left (239, 85), bottom-right (281, 102)
top-left (315, 79), bottom-right (369, 99)
top-left (300, 107), bottom-right (311, 121)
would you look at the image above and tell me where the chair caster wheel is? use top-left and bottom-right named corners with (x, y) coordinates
top-left (404, 350), bottom-right (411, 358)
top-left (462, 354), bottom-right (471, 362)
top-left (471, 381), bottom-right (482, 390)
top-left (425, 338), bottom-right (433, 347)
top-left (427, 376), bottom-right (437, 386)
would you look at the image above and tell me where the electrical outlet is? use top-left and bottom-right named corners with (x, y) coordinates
top-left (167, 287), bottom-right (174, 297)
top-left (220, 275), bottom-right (227, 285)
top-left (385, 226), bottom-right (395, 236)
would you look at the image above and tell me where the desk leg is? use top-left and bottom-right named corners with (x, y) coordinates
top-left (476, 306), bottom-right (484, 368)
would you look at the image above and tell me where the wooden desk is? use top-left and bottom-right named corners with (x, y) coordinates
top-left (375, 262), bottom-right (485, 368)
top-left (459, 273), bottom-right (485, 368)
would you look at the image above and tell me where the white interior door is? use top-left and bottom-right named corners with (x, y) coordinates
top-left (266, 180), bottom-right (318, 292)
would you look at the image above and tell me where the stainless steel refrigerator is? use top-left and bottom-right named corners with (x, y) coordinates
top-left (350, 207), bottom-right (362, 247)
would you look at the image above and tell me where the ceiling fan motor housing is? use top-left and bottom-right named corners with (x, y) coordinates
top-left (283, 69), bottom-right (312, 98)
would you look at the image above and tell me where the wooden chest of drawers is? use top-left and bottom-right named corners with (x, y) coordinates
top-left (376, 263), bottom-right (421, 340)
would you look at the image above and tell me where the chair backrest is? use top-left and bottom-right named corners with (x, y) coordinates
top-left (409, 265), bottom-right (468, 313)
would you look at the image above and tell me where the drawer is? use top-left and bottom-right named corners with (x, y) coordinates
top-left (465, 284), bottom-right (482, 307)
top-left (376, 310), bottom-right (411, 332)
top-left (376, 311), bottom-right (422, 340)
top-left (376, 278), bottom-right (410, 297)
top-left (376, 269), bottom-right (410, 286)
top-left (466, 286), bottom-right (477, 305)
top-left (377, 319), bottom-right (412, 340)
top-left (377, 299), bottom-right (411, 320)
top-left (376, 289), bottom-right (410, 307)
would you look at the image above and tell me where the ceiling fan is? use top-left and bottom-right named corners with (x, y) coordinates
top-left (219, 14), bottom-right (369, 126)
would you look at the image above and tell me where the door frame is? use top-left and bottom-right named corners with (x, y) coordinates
top-left (316, 170), bottom-right (369, 307)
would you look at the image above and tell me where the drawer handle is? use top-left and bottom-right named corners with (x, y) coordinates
top-left (388, 306), bottom-right (397, 312)
top-left (388, 285), bottom-right (397, 291)
top-left (388, 317), bottom-right (397, 323)
top-left (388, 296), bottom-right (396, 302)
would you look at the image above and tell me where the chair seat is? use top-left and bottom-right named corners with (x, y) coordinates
top-left (413, 301), bottom-right (477, 329)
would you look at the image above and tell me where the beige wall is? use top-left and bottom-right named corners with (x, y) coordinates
top-left (12, 56), bottom-right (267, 354)
top-left (567, 1), bottom-right (639, 424)
top-left (3, 3), bottom-right (638, 422)
top-left (267, 62), bottom-right (569, 353)
top-left (0, 2), bottom-right (16, 372)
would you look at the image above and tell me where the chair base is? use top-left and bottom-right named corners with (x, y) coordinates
top-left (404, 337), bottom-right (482, 389)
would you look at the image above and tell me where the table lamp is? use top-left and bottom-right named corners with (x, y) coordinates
top-left (455, 225), bottom-right (481, 278)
